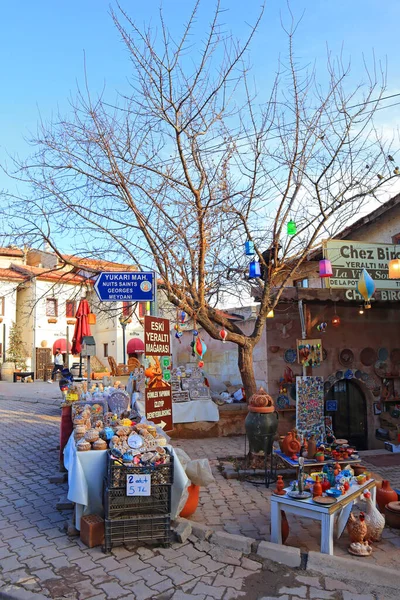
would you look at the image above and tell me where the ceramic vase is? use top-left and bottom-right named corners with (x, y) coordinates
top-left (282, 430), bottom-right (301, 458)
top-left (274, 475), bottom-right (286, 495)
top-left (245, 409), bottom-right (279, 455)
top-left (307, 435), bottom-right (317, 459)
top-left (376, 480), bottom-right (398, 513)
top-left (313, 476), bottom-right (322, 498)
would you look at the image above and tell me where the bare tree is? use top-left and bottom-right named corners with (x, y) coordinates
top-left (4, 1), bottom-right (398, 396)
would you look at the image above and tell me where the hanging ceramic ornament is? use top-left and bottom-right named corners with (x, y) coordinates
top-left (198, 360), bottom-right (204, 368)
top-left (317, 322), bottom-right (327, 333)
top-left (219, 329), bottom-right (228, 343)
top-left (193, 330), bottom-right (199, 336)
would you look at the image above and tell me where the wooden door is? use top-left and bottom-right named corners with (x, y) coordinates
top-left (325, 379), bottom-right (368, 449)
top-left (36, 348), bottom-right (52, 380)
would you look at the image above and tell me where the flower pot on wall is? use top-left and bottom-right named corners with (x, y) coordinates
top-left (67, 319), bottom-right (77, 325)
top-left (48, 318), bottom-right (58, 324)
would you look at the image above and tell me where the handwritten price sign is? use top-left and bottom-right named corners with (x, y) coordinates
top-left (126, 474), bottom-right (151, 496)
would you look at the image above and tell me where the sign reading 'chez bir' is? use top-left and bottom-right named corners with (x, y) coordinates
top-left (326, 240), bottom-right (400, 290)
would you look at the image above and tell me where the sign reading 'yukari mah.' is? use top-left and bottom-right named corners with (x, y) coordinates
top-left (94, 271), bottom-right (154, 302)
top-left (325, 240), bottom-right (400, 290)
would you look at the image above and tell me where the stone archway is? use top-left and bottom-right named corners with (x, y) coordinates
top-left (323, 368), bottom-right (379, 450)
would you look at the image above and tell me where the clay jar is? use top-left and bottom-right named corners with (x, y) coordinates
top-left (376, 480), bottom-right (398, 513)
top-left (313, 476), bottom-right (323, 498)
top-left (282, 430), bottom-right (301, 459)
top-left (321, 477), bottom-right (331, 493)
top-left (274, 475), bottom-right (286, 496)
top-left (307, 435), bottom-right (317, 460)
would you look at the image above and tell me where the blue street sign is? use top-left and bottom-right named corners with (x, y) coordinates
top-left (94, 271), bottom-right (155, 302)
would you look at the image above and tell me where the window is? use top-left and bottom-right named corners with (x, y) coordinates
top-left (103, 343), bottom-right (109, 358)
top-left (294, 278), bottom-right (309, 289)
top-left (138, 303), bottom-right (146, 318)
top-left (122, 301), bottom-right (133, 317)
top-left (66, 300), bottom-right (76, 318)
top-left (46, 298), bottom-right (58, 317)
top-left (392, 233), bottom-right (400, 245)
top-left (0, 297), bottom-right (4, 316)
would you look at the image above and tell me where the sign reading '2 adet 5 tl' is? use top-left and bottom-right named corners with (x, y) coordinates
top-left (94, 271), bottom-right (154, 302)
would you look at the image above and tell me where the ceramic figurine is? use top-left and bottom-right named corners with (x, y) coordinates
top-left (364, 491), bottom-right (385, 542)
top-left (274, 475), bottom-right (286, 495)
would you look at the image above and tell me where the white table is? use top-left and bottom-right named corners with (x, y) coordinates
top-left (64, 434), bottom-right (189, 530)
top-left (270, 479), bottom-right (377, 555)
top-left (136, 399), bottom-right (219, 424)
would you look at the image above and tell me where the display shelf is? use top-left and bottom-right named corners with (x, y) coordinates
top-left (277, 408), bottom-right (296, 412)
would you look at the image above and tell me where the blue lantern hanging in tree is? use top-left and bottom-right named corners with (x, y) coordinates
top-left (248, 260), bottom-right (261, 279)
top-left (245, 240), bottom-right (255, 256)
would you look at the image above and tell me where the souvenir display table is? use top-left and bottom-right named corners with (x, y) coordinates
top-left (270, 479), bottom-right (377, 555)
top-left (64, 434), bottom-right (189, 530)
top-left (275, 450), bottom-right (361, 473)
top-left (136, 398), bottom-right (219, 424)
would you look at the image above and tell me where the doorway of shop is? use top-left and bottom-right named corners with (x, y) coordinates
top-left (325, 379), bottom-right (368, 450)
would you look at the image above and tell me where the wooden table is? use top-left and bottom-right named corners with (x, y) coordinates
top-left (270, 479), bottom-right (376, 555)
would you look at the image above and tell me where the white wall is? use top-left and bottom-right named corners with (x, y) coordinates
top-left (0, 279), bottom-right (20, 361)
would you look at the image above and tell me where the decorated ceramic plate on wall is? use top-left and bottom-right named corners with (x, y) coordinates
top-left (360, 347), bottom-right (377, 367)
top-left (284, 349), bottom-right (297, 364)
top-left (378, 347), bottom-right (389, 361)
top-left (276, 395), bottom-right (290, 409)
top-left (339, 349), bottom-right (354, 367)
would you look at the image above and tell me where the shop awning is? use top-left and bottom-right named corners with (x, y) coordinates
top-left (127, 338), bottom-right (145, 354)
top-left (53, 339), bottom-right (72, 354)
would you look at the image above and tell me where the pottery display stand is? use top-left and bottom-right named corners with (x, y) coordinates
top-left (270, 479), bottom-right (377, 555)
top-left (242, 433), bottom-right (277, 488)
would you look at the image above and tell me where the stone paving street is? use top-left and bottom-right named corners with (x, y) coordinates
top-left (0, 383), bottom-right (399, 600)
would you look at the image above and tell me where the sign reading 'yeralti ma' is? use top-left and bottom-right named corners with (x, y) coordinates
top-left (326, 240), bottom-right (400, 290)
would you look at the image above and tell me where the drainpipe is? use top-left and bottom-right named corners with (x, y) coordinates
top-left (32, 280), bottom-right (37, 377)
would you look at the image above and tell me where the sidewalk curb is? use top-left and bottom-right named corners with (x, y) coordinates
top-left (185, 517), bottom-right (399, 590)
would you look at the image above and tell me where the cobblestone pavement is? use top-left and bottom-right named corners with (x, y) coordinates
top-left (0, 387), bottom-right (398, 599)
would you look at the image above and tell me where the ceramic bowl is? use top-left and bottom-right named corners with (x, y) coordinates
top-left (326, 488), bottom-right (342, 498)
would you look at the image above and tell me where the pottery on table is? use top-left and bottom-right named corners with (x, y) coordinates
top-left (282, 430), bottom-right (301, 459)
top-left (307, 435), bottom-right (317, 459)
top-left (274, 475), bottom-right (286, 495)
top-left (353, 464), bottom-right (365, 477)
top-left (313, 476), bottom-right (323, 498)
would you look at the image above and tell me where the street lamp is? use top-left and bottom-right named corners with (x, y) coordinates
top-left (119, 315), bottom-right (130, 365)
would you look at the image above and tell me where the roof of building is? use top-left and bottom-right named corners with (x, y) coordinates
top-left (0, 268), bottom-right (27, 281)
top-left (61, 254), bottom-right (138, 273)
top-left (334, 193), bottom-right (400, 241)
top-left (0, 247), bottom-right (24, 257)
top-left (10, 264), bottom-right (93, 285)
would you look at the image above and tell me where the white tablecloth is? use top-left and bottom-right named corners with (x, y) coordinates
top-left (136, 399), bottom-right (219, 424)
top-left (64, 435), bottom-right (189, 530)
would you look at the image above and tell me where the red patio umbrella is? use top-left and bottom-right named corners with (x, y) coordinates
top-left (71, 298), bottom-right (91, 355)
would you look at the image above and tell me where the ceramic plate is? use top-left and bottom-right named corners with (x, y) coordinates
top-left (287, 490), bottom-right (312, 500)
top-left (276, 395), bottom-right (290, 409)
top-left (284, 349), bottom-right (297, 364)
top-left (378, 347), bottom-right (389, 361)
top-left (360, 347), bottom-right (376, 366)
top-left (313, 496), bottom-right (337, 505)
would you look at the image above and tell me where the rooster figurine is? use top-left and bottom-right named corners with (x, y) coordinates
top-left (347, 512), bottom-right (368, 544)
top-left (347, 512), bottom-right (372, 557)
top-left (363, 491), bottom-right (385, 542)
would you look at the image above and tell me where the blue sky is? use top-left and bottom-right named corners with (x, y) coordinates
top-left (1, 0), bottom-right (399, 196)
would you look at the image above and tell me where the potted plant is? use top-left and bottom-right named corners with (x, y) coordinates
top-left (48, 318), bottom-right (58, 324)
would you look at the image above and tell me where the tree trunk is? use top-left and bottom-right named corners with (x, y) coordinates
top-left (238, 345), bottom-right (257, 400)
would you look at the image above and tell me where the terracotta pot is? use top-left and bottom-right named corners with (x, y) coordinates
top-left (313, 476), bottom-right (322, 498)
top-left (269, 510), bottom-right (289, 544)
top-left (321, 477), bottom-right (331, 493)
top-left (315, 453), bottom-right (324, 462)
top-left (180, 484), bottom-right (200, 518)
top-left (274, 475), bottom-right (286, 496)
top-left (307, 435), bottom-right (317, 460)
top-left (384, 501), bottom-right (400, 529)
top-left (353, 464), bottom-right (365, 477)
top-left (376, 480), bottom-right (398, 513)
top-left (281, 430), bottom-right (301, 458)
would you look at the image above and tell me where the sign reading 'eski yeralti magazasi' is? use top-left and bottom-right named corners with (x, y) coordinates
top-left (325, 240), bottom-right (400, 290)
top-left (143, 316), bottom-right (173, 432)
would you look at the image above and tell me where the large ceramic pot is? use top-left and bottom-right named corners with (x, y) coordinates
top-left (180, 484), bottom-right (200, 518)
top-left (384, 501), bottom-right (400, 529)
top-left (376, 480), bottom-right (398, 513)
top-left (245, 407), bottom-right (279, 455)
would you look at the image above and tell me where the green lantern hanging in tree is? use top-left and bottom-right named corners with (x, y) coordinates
top-left (287, 220), bottom-right (297, 235)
